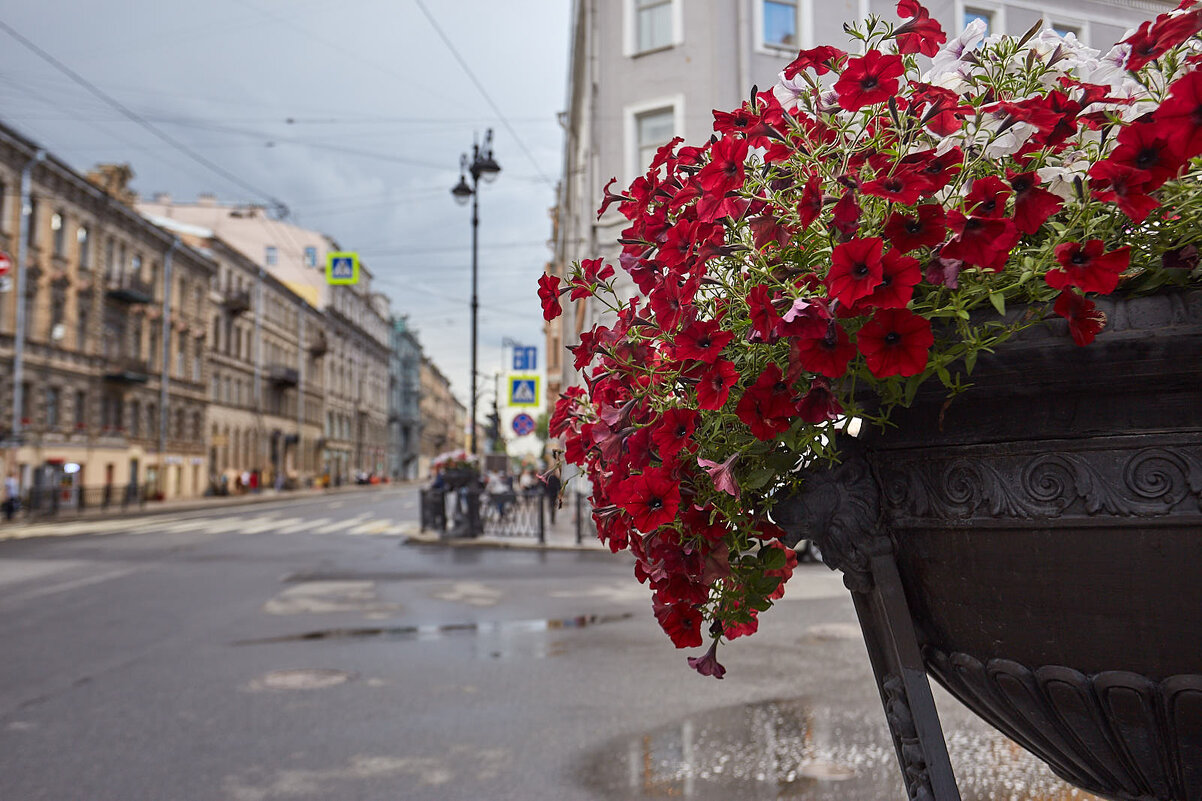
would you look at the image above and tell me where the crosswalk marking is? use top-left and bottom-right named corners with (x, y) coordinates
top-left (1, 511), bottom-right (411, 540)
top-left (273, 518), bottom-right (331, 534)
top-left (314, 514), bottom-right (371, 534)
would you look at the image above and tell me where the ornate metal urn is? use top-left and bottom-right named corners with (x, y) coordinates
top-left (776, 290), bottom-right (1202, 801)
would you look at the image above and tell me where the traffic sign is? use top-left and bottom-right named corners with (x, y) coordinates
top-left (512, 412), bottom-right (535, 436)
top-left (513, 346), bottom-right (537, 371)
top-left (0, 276), bottom-right (11, 294)
top-left (509, 375), bottom-right (539, 407)
top-left (326, 252), bottom-right (359, 285)
top-left (0, 251), bottom-right (10, 276)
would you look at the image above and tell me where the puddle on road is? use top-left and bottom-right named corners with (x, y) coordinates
top-left (580, 698), bottom-right (1102, 801)
top-left (243, 668), bottom-right (355, 692)
top-left (235, 613), bottom-right (634, 646)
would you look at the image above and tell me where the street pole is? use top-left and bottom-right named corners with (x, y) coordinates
top-left (470, 179), bottom-right (479, 457)
top-left (11, 149), bottom-right (45, 473)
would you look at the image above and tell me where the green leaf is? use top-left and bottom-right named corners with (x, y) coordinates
top-left (964, 349), bottom-right (978, 374)
top-left (742, 466), bottom-right (776, 491)
top-left (989, 291), bottom-right (1006, 316)
top-left (760, 547), bottom-right (787, 570)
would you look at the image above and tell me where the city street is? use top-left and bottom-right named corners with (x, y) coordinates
top-left (0, 486), bottom-right (1096, 800)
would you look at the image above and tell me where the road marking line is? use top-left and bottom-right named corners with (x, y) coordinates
top-left (4, 566), bottom-right (144, 605)
top-left (314, 514), bottom-right (370, 534)
top-left (273, 518), bottom-right (331, 534)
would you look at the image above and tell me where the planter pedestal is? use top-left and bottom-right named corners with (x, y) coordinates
top-left (776, 291), bottom-right (1202, 801)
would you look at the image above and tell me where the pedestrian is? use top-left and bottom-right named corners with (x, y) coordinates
top-left (3, 472), bottom-right (19, 522)
top-left (544, 470), bottom-right (562, 525)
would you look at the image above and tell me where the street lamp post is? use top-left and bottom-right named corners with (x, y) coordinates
top-left (451, 129), bottom-right (500, 457)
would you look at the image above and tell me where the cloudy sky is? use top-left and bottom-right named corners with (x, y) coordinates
top-left (0, 0), bottom-right (570, 413)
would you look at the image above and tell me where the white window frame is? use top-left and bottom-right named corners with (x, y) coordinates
top-left (755, 0), bottom-right (813, 53)
top-left (623, 95), bottom-right (685, 187)
top-left (624, 0), bottom-right (683, 57)
top-left (955, 0), bottom-right (1007, 37)
top-left (1043, 14), bottom-right (1090, 45)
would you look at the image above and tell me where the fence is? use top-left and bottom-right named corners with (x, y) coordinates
top-left (3, 484), bottom-right (149, 521)
top-left (420, 487), bottom-right (546, 542)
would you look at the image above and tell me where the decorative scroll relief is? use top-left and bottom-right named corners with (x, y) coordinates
top-left (926, 649), bottom-right (1202, 801)
top-left (876, 444), bottom-right (1202, 524)
top-left (882, 674), bottom-right (936, 801)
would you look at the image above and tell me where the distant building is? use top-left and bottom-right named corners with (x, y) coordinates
top-left (547, 0), bottom-right (1169, 396)
top-left (136, 196), bottom-right (392, 481)
top-left (0, 123), bottom-right (214, 502)
top-left (418, 354), bottom-right (466, 477)
top-left (389, 316), bottom-right (421, 481)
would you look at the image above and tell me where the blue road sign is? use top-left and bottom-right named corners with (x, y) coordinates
top-left (513, 346), bottom-right (537, 371)
top-left (512, 412), bottom-right (535, 436)
top-left (509, 376), bottom-right (539, 407)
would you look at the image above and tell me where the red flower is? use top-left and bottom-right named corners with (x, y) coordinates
top-left (1053, 290), bottom-right (1107, 346)
top-left (538, 273), bottom-right (562, 321)
top-left (696, 360), bottom-right (739, 410)
top-left (964, 176), bottom-right (1012, 219)
top-left (569, 257), bottom-right (615, 300)
top-left (672, 318), bottom-right (733, 363)
top-left (834, 51), bottom-right (905, 112)
top-left (1157, 70), bottom-right (1202, 159)
top-left (826, 237), bottom-right (884, 306)
top-left (857, 308), bottom-right (934, 377)
top-left (651, 408), bottom-right (699, 462)
top-left (697, 136), bottom-right (749, 196)
top-left (653, 598), bottom-right (704, 648)
top-left (615, 466), bottom-right (681, 532)
top-left (1047, 241), bottom-right (1130, 294)
top-left (861, 167), bottom-right (928, 205)
top-left (735, 364), bottom-right (797, 440)
top-left (883, 204), bottom-right (946, 252)
top-left (1108, 118), bottom-right (1184, 190)
top-left (782, 45), bottom-right (846, 78)
top-left (942, 211), bottom-right (1019, 271)
top-left (856, 249), bottom-right (921, 310)
top-left (900, 146), bottom-right (963, 194)
top-left (910, 84), bottom-right (968, 137)
top-left (686, 639), bottom-right (726, 679)
top-left (796, 172), bottom-right (824, 228)
top-left (797, 377), bottom-right (843, 423)
top-left (746, 284), bottom-right (783, 343)
top-left (894, 0), bottom-right (946, 57)
top-left (831, 192), bottom-right (861, 238)
top-left (1122, 9), bottom-right (1202, 71)
top-left (1089, 161), bottom-right (1159, 223)
top-left (1007, 171), bottom-right (1063, 235)
top-left (697, 453), bottom-right (740, 498)
top-left (790, 323), bottom-right (856, 378)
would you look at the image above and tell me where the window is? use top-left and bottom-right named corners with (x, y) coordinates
top-left (129, 400), bottom-right (140, 437)
top-left (762, 0), bottom-right (798, 49)
top-left (177, 334), bottom-right (186, 376)
top-left (105, 238), bottom-right (116, 280)
top-left (303, 246), bottom-right (317, 267)
top-left (26, 197), bottom-right (38, 247)
top-left (77, 226), bottom-right (90, 268)
top-left (265, 245), bottom-right (278, 266)
top-left (0, 179), bottom-right (6, 232)
top-left (51, 211), bottom-right (65, 257)
top-left (74, 390), bottom-right (87, 427)
top-left (965, 7), bottom-right (994, 36)
top-left (46, 387), bottom-right (60, 428)
top-left (635, 105), bottom-right (677, 177)
top-left (635, 0), bottom-right (674, 52)
top-left (77, 305), bottom-right (89, 352)
top-left (1051, 21), bottom-right (1082, 40)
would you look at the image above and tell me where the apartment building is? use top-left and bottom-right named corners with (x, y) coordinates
top-left (0, 124), bottom-right (214, 502)
top-left (389, 316), bottom-right (422, 481)
top-left (418, 354), bottom-right (466, 477)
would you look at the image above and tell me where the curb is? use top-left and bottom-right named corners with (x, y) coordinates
top-left (402, 530), bottom-right (608, 553)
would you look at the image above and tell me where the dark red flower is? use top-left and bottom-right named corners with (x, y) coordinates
top-left (749, 215), bottom-right (795, 249)
top-left (826, 237), bottom-right (884, 306)
top-left (942, 211), bottom-right (1019, 271)
top-left (697, 136), bottom-right (749, 196)
top-left (735, 364), bottom-right (797, 440)
top-left (1007, 171), bottom-right (1064, 235)
top-left (883, 204), bottom-right (946, 252)
top-left (538, 273), bottom-right (562, 321)
top-left (856, 308), bottom-right (934, 377)
top-left (746, 284), bottom-right (783, 343)
top-left (1157, 70), bottom-right (1202, 159)
top-left (1108, 117), bottom-right (1184, 189)
top-left (964, 176), bottom-right (1012, 218)
top-left (1089, 161), bottom-right (1159, 223)
top-left (569, 257), bottom-right (615, 301)
top-left (672, 318), bottom-right (733, 363)
top-left (831, 192), bottom-right (861, 238)
top-left (1047, 241), bottom-right (1130, 294)
top-left (651, 408), bottom-right (699, 461)
top-left (925, 254), bottom-right (962, 288)
top-left (1123, 9), bottom-right (1202, 71)
top-left (782, 45), bottom-right (846, 78)
top-left (900, 146), bottom-right (963, 194)
top-left (834, 51), bottom-right (905, 112)
top-left (797, 377), bottom-right (843, 423)
top-left (894, 0), bottom-right (946, 57)
top-left (861, 166), bottom-right (928, 205)
top-left (856, 249), bottom-right (922, 310)
top-left (686, 639), bottom-right (726, 678)
top-left (650, 278), bottom-right (694, 332)
top-left (1053, 290), bottom-right (1107, 346)
top-left (653, 597), bottom-right (704, 648)
top-left (909, 84), bottom-right (968, 137)
top-left (790, 322), bottom-right (856, 378)
top-left (696, 360), bottom-right (739, 410)
top-left (797, 172), bottom-right (824, 228)
top-left (615, 466), bottom-right (681, 533)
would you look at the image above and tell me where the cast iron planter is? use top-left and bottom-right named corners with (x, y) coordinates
top-left (776, 290), bottom-right (1202, 801)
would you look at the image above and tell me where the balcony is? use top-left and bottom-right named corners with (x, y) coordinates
top-left (308, 332), bottom-right (328, 357)
top-left (105, 274), bottom-right (154, 304)
top-left (104, 356), bottom-right (150, 384)
top-left (222, 288), bottom-right (252, 315)
top-left (269, 365), bottom-right (299, 387)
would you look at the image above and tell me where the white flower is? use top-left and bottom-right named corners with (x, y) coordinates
top-left (926, 19), bottom-right (987, 83)
top-left (772, 72), bottom-right (808, 113)
top-left (1037, 159), bottom-right (1091, 199)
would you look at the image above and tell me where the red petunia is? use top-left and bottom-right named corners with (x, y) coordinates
top-left (856, 249), bottom-right (922, 310)
top-left (790, 322), bottom-right (856, 378)
top-left (672, 318), bottom-right (733, 363)
top-left (797, 377), bottom-right (843, 423)
top-left (697, 136), bottom-right (749, 197)
top-left (1089, 161), bottom-right (1159, 223)
top-left (746, 284), bottom-right (783, 342)
top-left (614, 466), bottom-right (681, 533)
top-left (834, 51), bottom-right (905, 112)
top-left (653, 597), bottom-right (704, 648)
top-left (894, 0), bottom-right (946, 57)
top-left (856, 308), bottom-right (934, 377)
top-left (1157, 70), bottom-right (1202, 160)
top-left (831, 192), bottom-right (861, 238)
top-left (861, 167), bottom-right (928, 206)
top-left (884, 204), bottom-right (946, 252)
top-left (651, 408), bottom-right (699, 461)
top-left (942, 211), bottom-right (1019, 271)
top-left (901, 146), bottom-right (963, 194)
top-left (964, 176), bottom-right (1012, 219)
top-left (782, 45), bottom-right (847, 78)
top-left (1007, 171), bottom-right (1063, 235)
top-left (1108, 118), bottom-right (1184, 190)
top-left (797, 172), bottom-right (824, 228)
top-left (826, 237), bottom-right (884, 306)
top-left (1122, 9), bottom-right (1202, 71)
top-left (1047, 241), bottom-right (1130, 294)
top-left (735, 364), bottom-right (798, 440)
top-left (1053, 290), bottom-right (1107, 346)
top-left (696, 359), bottom-right (739, 410)
top-left (538, 273), bottom-right (563, 321)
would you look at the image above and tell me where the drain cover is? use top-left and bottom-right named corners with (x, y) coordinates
top-left (259, 669), bottom-right (353, 690)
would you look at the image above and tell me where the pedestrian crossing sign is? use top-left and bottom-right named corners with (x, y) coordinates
top-left (509, 375), bottom-right (539, 407)
top-left (326, 252), bottom-right (359, 285)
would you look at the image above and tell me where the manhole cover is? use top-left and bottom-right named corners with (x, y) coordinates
top-left (259, 669), bottom-right (353, 690)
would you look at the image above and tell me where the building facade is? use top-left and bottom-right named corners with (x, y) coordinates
top-left (136, 197), bottom-right (393, 483)
top-left (0, 125), bottom-right (214, 503)
top-left (547, 0), bottom-right (1170, 398)
top-left (417, 354), bottom-right (465, 477)
top-left (389, 316), bottom-right (421, 481)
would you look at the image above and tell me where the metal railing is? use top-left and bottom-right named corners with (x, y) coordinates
top-left (2, 483), bottom-right (149, 521)
top-left (419, 486), bottom-right (546, 542)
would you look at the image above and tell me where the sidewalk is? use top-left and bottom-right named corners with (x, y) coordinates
top-left (0, 481), bottom-right (414, 540)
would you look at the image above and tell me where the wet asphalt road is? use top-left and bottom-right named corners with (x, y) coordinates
top-left (0, 487), bottom-right (1098, 800)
